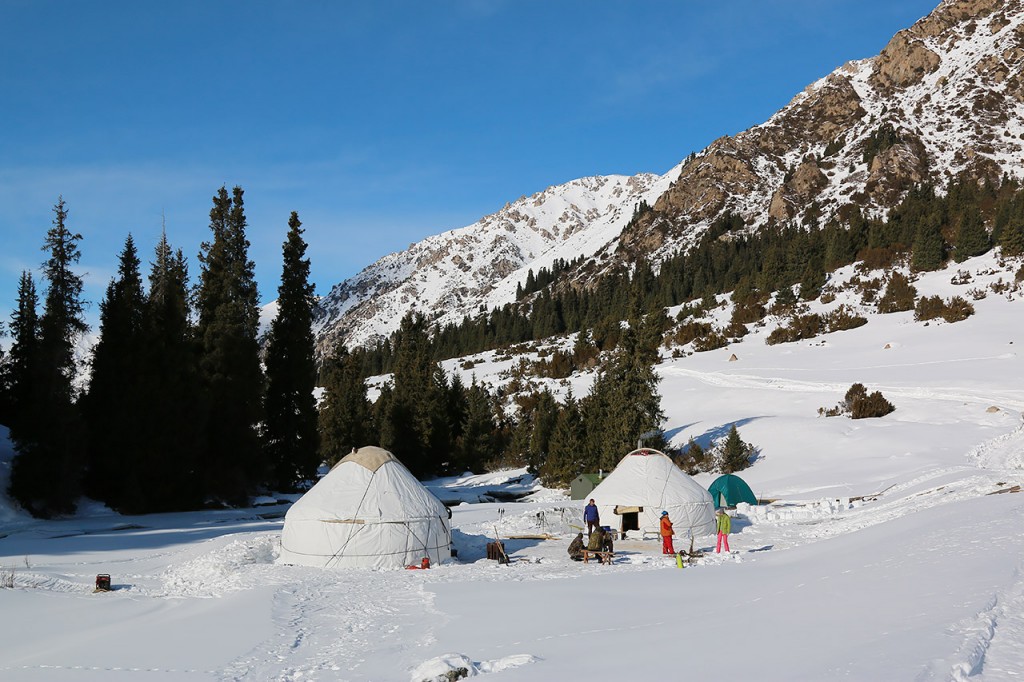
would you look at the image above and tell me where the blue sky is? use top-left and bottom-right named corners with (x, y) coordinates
top-left (0, 0), bottom-right (940, 330)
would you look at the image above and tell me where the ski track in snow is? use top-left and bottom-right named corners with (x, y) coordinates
top-left (221, 569), bottom-right (438, 681)
top-left (916, 562), bottom-right (1024, 681)
top-left (736, 420), bottom-right (1024, 681)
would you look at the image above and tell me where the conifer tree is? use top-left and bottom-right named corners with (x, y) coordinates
top-left (953, 211), bottom-right (990, 262)
top-left (82, 235), bottom-right (147, 508)
top-left (527, 388), bottom-right (558, 470)
top-left (196, 186), bottom-right (265, 503)
top-left (263, 212), bottom-right (319, 490)
top-left (10, 198), bottom-right (88, 516)
top-left (997, 195), bottom-right (1024, 257)
top-left (457, 378), bottom-right (497, 472)
top-left (799, 254), bottom-right (827, 301)
top-left (583, 315), bottom-right (666, 471)
top-left (318, 344), bottom-right (373, 467)
top-left (911, 217), bottom-right (945, 272)
top-left (717, 424), bottom-right (754, 473)
top-left (131, 232), bottom-right (205, 512)
top-left (0, 272), bottom-right (39, 431)
top-left (380, 312), bottom-right (439, 477)
top-left (540, 389), bottom-right (587, 486)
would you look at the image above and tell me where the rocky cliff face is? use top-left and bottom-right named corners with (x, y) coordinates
top-left (621, 0), bottom-right (1024, 263)
top-left (314, 0), bottom-right (1024, 352)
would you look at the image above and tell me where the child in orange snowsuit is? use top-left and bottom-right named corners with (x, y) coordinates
top-left (660, 511), bottom-right (675, 554)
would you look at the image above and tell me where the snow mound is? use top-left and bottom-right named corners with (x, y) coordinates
top-left (160, 534), bottom-right (279, 598)
top-left (409, 652), bottom-right (539, 681)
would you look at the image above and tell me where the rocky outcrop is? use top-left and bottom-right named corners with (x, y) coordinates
top-left (865, 140), bottom-right (930, 205)
top-left (870, 33), bottom-right (941, 92)
top-left (769, 158), bottom-right (829, 221)
top-left (653, 143), bottom-right (761, 221)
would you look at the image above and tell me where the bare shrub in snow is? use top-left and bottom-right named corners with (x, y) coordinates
top-left (942, 296), bottom-right (975, 323)
top-left (766, 313), bottom-right (822, 345)
top-left (914, 295), bottom-right (974, 323)
top-left (693, 328), bottom-right (729, 352)
top-left (824, 305), bottom-right (868, 332)
top-left (915, 295), bottom-right (947, 321)
top-left (877, 272), bottom-right (918, 313)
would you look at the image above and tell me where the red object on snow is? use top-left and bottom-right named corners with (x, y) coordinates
top-left (405, 557), bottom-right (431, 570)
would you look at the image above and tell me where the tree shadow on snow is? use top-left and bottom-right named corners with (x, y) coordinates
top-left (685, 416), bottom-right (769, 451)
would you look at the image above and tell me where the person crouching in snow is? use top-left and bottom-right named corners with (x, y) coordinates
top-left (715, 509), bottom-right (731, 553)
top-left (659, 511), bottom-right (675, 554)
top-left (568, 532), bottom-right (585, 561)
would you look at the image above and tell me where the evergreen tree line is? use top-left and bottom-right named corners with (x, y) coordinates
top-left (354, 174), bottom-right (1024, 375)
top-left (515, 256), bottom-right (585, 301)
top-left (318, 309), bottom-right (668, 486)
top-left (0, 189), bottom-right (320, 516)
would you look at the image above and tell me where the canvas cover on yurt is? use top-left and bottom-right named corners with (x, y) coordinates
top-left (707, 473), bottom-right (758, 509)
top-left (280, 446), bottom-right (451, 569)
top-left (589, 448), bottom-right (716, 538)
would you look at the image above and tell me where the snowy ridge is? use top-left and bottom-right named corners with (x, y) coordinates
top-left (313, 172), bottom-right (670, 351)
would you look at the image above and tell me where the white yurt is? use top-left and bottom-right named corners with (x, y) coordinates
top-left (279, 446), bottom-right (452, 569)
top-left (589, 448), bottom-right (716, 539)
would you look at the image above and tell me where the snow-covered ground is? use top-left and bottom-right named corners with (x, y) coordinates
top-left (2, 253), bottom-right (1024, 681)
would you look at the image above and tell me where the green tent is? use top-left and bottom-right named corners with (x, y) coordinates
top-left (707, 474), bottom-right (758, 508)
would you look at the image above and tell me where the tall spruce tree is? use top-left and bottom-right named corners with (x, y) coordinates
top-left (81, 235), bottom-right (147, 508)
top-left (953, 210), bottom-right (990, 262)
top-left (130, 232), bottom-right (205, 512)
top-left (264, 212), bottom-right (320, 490)
top-left (196, 186), bottom-right (265, 504)
top-left (9, 198), bottom-right (88, 516)
top-left (583, 314), bottom-right (666, 471)
top-left (540, 389), bottom-right (586, 486)
top-left (911, 216), bottom-right (945, 272)
top-left (457, 378), bottom-right (497, 472)
top-left (318, 343), bottom-right (373, 466)
top-left (0, 272), bottom-right (39, 432)
top-left (380, 312), bottom-right (440, 477)
top-left (997, 195), bottom-right (1024, 256)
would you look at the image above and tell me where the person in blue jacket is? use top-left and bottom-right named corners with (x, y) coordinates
top-left (583, 499), bottom-right (600, 537)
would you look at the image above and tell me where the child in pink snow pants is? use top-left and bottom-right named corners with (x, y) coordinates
top-left (715, 509), bottom-right (731, 553)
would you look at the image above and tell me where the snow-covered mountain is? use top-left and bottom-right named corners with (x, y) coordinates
top-left (315, 0), bottom-right (1024, 352)
top-left (312, 172), bottom-right (676, 352)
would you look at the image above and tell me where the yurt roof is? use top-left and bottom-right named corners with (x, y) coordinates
top-left (590, 448), bottom-right (710, 502)
top-left (332, 445), bottom-right (395, 473)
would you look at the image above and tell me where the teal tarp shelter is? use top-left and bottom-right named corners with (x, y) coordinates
top-left (707, 474), bottom-right (758, 508)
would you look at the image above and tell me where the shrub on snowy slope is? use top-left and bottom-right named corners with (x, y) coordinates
top-left (819, 383), bottom-right (895, 420)
top-left (877, 272), bottom-right (918, 313)
top-left (914, 295), bottom-right (975, 323)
